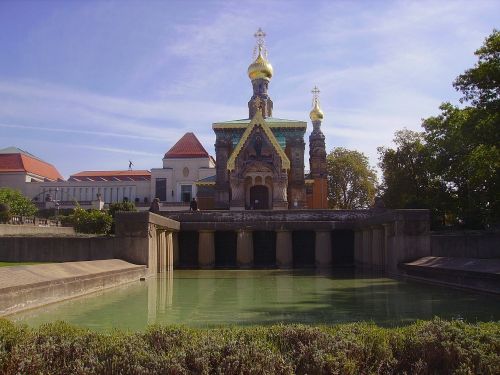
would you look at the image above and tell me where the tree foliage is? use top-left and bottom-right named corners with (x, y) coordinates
top-left (378, 30), bottom-right (500, 229)
top-left (326, 147), bottom-right (377, 209)
top-left (0, 188), bottom-right (37, 217)
top-left (378, 129), bottom-right (450, 228)
top-left (454, 29), bottom-right (500, 109)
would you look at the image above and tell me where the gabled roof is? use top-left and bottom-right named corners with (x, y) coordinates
top-left (69, 170), bottom-right (151, 182)
top-left (0, 147), bottom-right (63, 181)
top-left (164, 132), bottom-right (209, 159)
top-left (226, 111), bottom-right (290, 171)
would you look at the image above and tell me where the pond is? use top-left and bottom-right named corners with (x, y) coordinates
top-left (10, 269), bottom-right (500, 331)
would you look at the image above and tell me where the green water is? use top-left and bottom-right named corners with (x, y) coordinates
top-left (10, 269), bottom-right (500, 331)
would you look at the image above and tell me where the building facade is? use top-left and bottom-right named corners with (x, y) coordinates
top-left (212, 29), bottom-right (327, 210)
top-left (0, 29), bottom-right (328, 211)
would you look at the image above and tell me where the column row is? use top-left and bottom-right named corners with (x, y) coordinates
top-left (175, 229), bottom-right (338, 269)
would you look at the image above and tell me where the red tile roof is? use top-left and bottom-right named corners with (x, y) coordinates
top-left (0, 152), bottom-right (63, 181)
top-left (164, 132), bottom-right (209, 159)
top-left (69, 170), bottom-right (151, 181)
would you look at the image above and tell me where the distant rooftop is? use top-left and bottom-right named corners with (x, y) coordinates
top-left (164, 132), bottom-right (210, 159)
top-left (69, 170), bottom-right (151, 182)
top-left (0, 146), bottom-right (63, 181)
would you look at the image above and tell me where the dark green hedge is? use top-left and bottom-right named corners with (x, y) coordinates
top-left (0, 318), bottom-right (498, 374)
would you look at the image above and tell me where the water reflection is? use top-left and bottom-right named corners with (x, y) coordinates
top-left (10, 269), bottom-right (500, 331)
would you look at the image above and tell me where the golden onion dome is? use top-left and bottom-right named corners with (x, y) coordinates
top-left (247, 47), bottom-right (273, 81)
top-left (309, 100), bottom-right (324, 121)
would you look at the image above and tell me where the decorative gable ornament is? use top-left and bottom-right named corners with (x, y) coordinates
top-left (226, 108), bottom-right (290, 172)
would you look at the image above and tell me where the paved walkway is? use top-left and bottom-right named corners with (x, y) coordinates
top-left (0, 259), bottom-right (144, 291)
top-left (402, 256), bottom-right (500, 294)
top-left (1, 259), bottom-right (146, 316)
top-left (404, 256), bottom-right (500, 276)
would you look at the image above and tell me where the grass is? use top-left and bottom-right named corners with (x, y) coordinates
top-left (0, 318), bottom-right (498, 374)
top-left (0, 262), bottom-right (47, 267)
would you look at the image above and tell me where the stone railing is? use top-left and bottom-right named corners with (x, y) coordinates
top-left (8, 215), bottom-right (61, 227)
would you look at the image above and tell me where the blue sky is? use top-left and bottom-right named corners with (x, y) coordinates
top-left (0, 0), bottom-right (498, 178)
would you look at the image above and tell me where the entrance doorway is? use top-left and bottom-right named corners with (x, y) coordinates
top-left (249, 185), bottom-right (269, 209)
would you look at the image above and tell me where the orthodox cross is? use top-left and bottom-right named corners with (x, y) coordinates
top-left (253, 27), bottom-right (268, 58)
top-left (311, 86), bottom-right (320, 106)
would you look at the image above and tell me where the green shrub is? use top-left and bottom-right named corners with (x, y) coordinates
top-left (0, 318), bottom-right (498, 374)
top-left (36, 208), bottom-right (73, 219)
top-left (108, 201), bottom-right (137, 218)
top-left (0, 203), bottom-right (11, 223)
top-left (69, 206), bottom-right (112, 235)
top-left (0, 188), bottom-right (37, 217)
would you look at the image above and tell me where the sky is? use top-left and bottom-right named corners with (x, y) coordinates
top-left (0, 0), bottom-right (498, 179)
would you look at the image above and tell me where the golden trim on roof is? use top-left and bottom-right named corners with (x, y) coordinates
top-left (195, 181), bottom-right (216, 186)
top-left (212, 122), bottom-right (306, 130)
top-left (226, 111), bottom-right (290, 172)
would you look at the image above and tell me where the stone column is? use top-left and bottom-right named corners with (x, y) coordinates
top-left (147, 224), bottom-right (158, 275)
top-left (172, 232), bottom-right (179, 268)
top-left (198, 230), bottom-right (215, 269)
top-left (276, 229), bottom-right (293, 268)
top-left (237, 230), bottom-right (253, 268)
top-left (362, 228), bottom-right (372, 268)
top-left (371, 225), bottom-right (384, 271)
top-left (166, 231), bottom-right (174, 272)
top-left (353, 229), bottom-right (363, 266)
top-left (315, 230), bottom-right (332, 268)
top-left (157, 230), bottom-right (166, 273)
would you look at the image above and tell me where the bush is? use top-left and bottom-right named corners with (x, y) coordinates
top-left (108, 201), bottom-right (136, 218)
top-left (0, 203), bottom-right (11, 223)
top-left (36, 208), bottom-right (73, 219)
top-left (0, 318), bottom-right (498, 374)
top-left (0, 188), bottom-right (37, 217)
top-left (69, 206), bottom-right (112, 234)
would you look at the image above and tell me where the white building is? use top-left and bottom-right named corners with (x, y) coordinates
top-left (0, 133), bottom-right (216, 211)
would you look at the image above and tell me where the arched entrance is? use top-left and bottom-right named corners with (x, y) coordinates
top-left (249, 185), bottom-right (269, 209)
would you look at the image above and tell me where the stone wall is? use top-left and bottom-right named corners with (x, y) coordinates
top-left (0, 236), bottom-right (115, 262)
top-left (431, 231), bottom-right (500, 258)
top-left (353, 210), bottom-right (431, 275)
top-left (0, 224), bottom-right (75, 236)
top-left (0, 212), bottom-right (180, 276)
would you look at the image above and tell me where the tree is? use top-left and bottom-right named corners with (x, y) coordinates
top-left (378, 30), bottom-right (500, 229)
top-left (423, 103), bottom-right (499, 228)
top-left (326, 147), bottom-right (377, 209)
top-left (454, 29), bottom-right (500, 109)
top-left (378, 129), bottom-right (449, 228)
top-left (0, 187), bottom-right (37, 217)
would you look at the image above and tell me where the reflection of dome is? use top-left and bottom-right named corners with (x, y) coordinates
top-left (309, 101), bottom-right (324, 121)
top-left (248, 47), bottom-right (273, 81)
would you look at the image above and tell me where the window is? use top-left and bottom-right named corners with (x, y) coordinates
top-left (155, 178), bottom-right (167, 201)
top-left (181, 185), bottom-right (192, 203)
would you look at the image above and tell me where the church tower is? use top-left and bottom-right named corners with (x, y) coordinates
top-left (247, 28), bottom-right (274, 118)
top-left (213, 28), bottom-right (308, 210)
top-left (308, 86), bottom-right (328, 208)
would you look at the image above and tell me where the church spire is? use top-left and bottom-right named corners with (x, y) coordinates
top-left (247, 28), bottom-right (273, 118)
top-left (309, 86), bottom-right (327, 180)
top-left (309, 86), bottom-right (324, 123)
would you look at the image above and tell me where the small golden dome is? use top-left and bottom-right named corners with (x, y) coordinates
top-left (248, 47), bottom-right (273, 81)
top-left (310, 101), bottom-right (324, 121)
